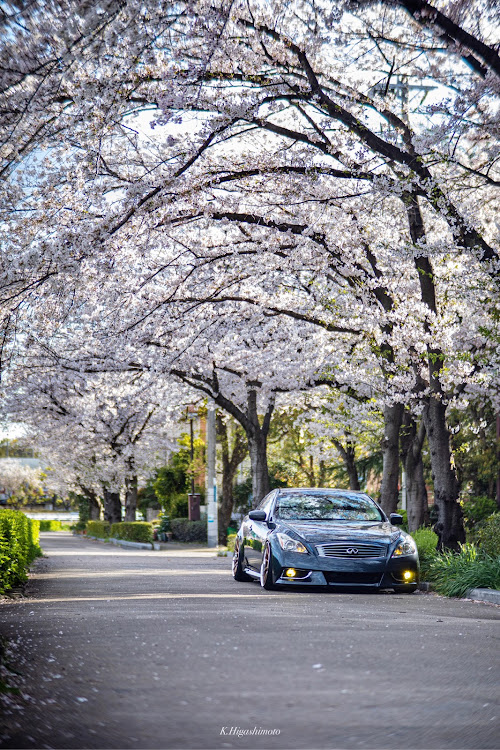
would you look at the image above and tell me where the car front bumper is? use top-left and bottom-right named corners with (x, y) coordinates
top-left (270, 548), bottom-right (419, 588)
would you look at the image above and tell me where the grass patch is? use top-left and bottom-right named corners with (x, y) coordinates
top-left (426, 544), bottom-right (500, 598)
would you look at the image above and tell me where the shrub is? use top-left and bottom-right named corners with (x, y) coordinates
top-left (0, 509), bottom-right (42, 593)
top-left (170, 518), bottom-right (207, 543)
top-left (226, 533), bottom-right (237, 552)
top-left (426, 544), bottom-right (500, 597)
top-left (153, 456), bottom-right (189, 517)
top-left (411, 527), bottom-right (438, 579)
top-left (39, 520), bottom-right (62, 531)
top-left (110, 522), bottom-right (153, 544)
top-left (30, 519), bottom-right (40, 552)
top-left (86, 520), bottom-right (111, 538)
top-left (157, 513), bottom-right (170, 533)
top-left (461, 496), bottom-right (497, 531)
top-left (477, 513), bottom-right (500, 557)
top-left (399, 509), bottom-right (408, 531)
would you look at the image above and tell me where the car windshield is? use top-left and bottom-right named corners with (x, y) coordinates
top-left (275, 492), bottom-right (383, 521)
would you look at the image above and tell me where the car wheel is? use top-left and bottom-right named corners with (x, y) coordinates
top-left (232, 539), bottom-right (252, 582)
top-left (260, 542), bottom-right (276, 590)
top-left (397, 585), bottom-right (418, 594)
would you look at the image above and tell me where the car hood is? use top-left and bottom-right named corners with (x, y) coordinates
top-left (282, 520), bottom-right (400, 544)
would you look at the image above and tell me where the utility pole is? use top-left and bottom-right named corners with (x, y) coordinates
top-left (187, 405), bottom-right (200, 521)
top-left (206, 400), bottom-right (218, 547)
top-left (190, 415), bottom-right (195, 495)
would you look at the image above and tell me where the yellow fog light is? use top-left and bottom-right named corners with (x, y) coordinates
top-left (285, 568), bottom-right (297, 578)
top-left (403, 570), bottom-right (413, 581)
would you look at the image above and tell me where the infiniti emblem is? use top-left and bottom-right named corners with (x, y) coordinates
top-left (346, 548), bottom-right (359, 555)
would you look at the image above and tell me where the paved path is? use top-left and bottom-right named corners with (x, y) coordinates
top-left (1, 532), bottom-right (499, 750)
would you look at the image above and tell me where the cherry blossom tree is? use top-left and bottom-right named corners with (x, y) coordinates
top-left (0, 0), bottom-right (498, 549)
top-left (2, 355), bottom-right (184, 521)
top-left (0, 458), bottom-right (43, 500)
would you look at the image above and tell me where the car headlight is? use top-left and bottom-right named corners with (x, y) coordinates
top-left (392, 536), bottom-right (417, 557)
top-left (277, 533), bottom-right (308, 553)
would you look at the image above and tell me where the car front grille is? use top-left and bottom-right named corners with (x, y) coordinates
top-left (316, 542), bottom-right (387, 558)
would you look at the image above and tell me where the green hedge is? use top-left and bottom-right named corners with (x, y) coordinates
top-left (411, 527), bottom-right (439, 579)
top-left (477, 513), bottom-right (500, 557)
top-left (0, 509), bottom-right (41, 593)
top-left (170, 518), bottom-right (207, 543)
top-left (39, 520), bottom-right (62, 531)
top-left (110, 522), bottom-right (153, 544)
top-left (461, 496), bottom-right (498, 531)
top-left (86, 520), bottom-right (111, 538)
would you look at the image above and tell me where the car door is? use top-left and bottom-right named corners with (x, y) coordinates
top-left (244, 491), bottom-right (277, 570)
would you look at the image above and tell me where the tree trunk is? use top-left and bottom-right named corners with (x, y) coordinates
top-left (219, 466), bottom-right (234, 544)
top-left (400, 414), bottom-right (428, 531)
top-left (423, 398), bottom-right (465, 551)
top-left (246, 385), bottom-right (273, 507)
top-left (217, 416), bottom-right (248, 544)
top-left (307, 455), bottom-right (317, 487)
top-left (406, 192), bottom-right (465, 549)
top-left (248, 432), bottom-right (270, 507)
top-left (406, 453), bottom-right (428, 532)
top-left (124, 474), bottom-right (138, 522)
top-left (332, 438), bottom-right (360, 490)
top-left (88, 490), bottom-right (101, 520)
top-left (379, 402), bottom-right (403, 514)
top-left (318, 459), bottom-right (327, 487)
top-left (103, 488), bottom-right (122, 524)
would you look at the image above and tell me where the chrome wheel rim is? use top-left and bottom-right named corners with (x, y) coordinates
top-left (260, 544), bottom-right (270, 587)
top-left (232, 540), bottom-right (240, 576)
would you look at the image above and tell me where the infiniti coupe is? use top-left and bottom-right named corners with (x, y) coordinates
top-left (232, 488), bottom-right (419, 592)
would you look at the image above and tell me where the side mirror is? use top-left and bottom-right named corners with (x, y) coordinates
top-left (248, 510), bottom-right (267, 522)
top-left (390, 513), bottom-right (404, 525)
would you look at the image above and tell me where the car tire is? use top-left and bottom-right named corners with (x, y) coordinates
top-left (397, 585), bottom-right (418, 594)
top-left (260, 542), bottom-right (276, 590)
top-left (232, 539), bottom-right (252, 582)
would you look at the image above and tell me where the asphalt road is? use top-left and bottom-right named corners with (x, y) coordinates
top-left (0, 532), bottom-right (499, 750)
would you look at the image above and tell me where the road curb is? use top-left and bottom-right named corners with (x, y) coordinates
top-left (84, 534), bottom-right (154, 550)
top-left (419, 580), bottom-right (500, 604)
top-left (464, 588), bottom-right (500, 605)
